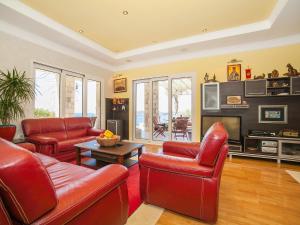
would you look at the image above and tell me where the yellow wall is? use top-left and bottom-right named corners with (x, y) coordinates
top-left (111, 44), bottom-right (300, 141)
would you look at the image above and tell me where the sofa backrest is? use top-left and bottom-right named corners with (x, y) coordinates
top-left (196, 122), bottom-right (228, 167)
top-left (22, 118), bottom-right (67, 141)
top-left (64, 117), bottom-right (92, 139)
top-left (0, 138), bottom-right (57, 224)
top-left (22, 117), bottom-right (93, 140)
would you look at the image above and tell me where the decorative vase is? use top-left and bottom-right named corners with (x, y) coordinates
top-left (0, 125), bottom-right (16, 141)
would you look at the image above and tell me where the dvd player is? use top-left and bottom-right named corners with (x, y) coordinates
top-left (248, 130), bottom-right (277, 137)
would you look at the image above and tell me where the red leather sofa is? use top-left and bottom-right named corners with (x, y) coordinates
top-left (22, 117), bottom-right (104, 161)
top-left (139, 122), bottom-right (229, 223)
top-left (0, 138), bottom-right (129, 225)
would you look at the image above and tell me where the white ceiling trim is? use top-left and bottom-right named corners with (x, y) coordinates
top-left (115, 33), bottom-right (300, 71)
top-left (0, 20), bottom-right (114, 71)
top-left (116, 20), bottom-right (271, 59)
top-left (0, 0), bottom-right (297, 73)
top-left (1, 0), bottom-right (287, 59)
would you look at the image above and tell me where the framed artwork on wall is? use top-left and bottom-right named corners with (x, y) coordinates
top-left (114, 78), bottom-right (127, 93)
top-left (227, 64), bottom-right (241, 81)
top-left (258, 105), bottom-right (288, 124)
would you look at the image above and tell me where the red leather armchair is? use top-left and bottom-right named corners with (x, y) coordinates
top-left (0, 138), bottom-right (128, 225)
top-left (22, 117), bottom-right (104, 161)
top-left (139, 122), bottom-right (229, 223)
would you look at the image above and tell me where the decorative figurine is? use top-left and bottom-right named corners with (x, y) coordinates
top-left (204, 73), bottom-right (218, 83)
top-left (268, 69), bottom-right (279, 78)
top-left (254, 73), bottom-right (266, 80)
top-left (284, 63), bottom-right (300, 77)
top-left (272, 82), bottom-right (279, 88)
top-left (245, 67), bottom-right (251, 79)
top-left (204, 73), bottom-right (209, 83)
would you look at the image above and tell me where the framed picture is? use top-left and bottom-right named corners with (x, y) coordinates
top-left (258, 105), bottom-right (288, 124)
top-left (227, 64), bottom-right (241, 81)
top-left (227, 96), bottom-right (242, 105)
top-left (114, 78), bottom-right (127, 93)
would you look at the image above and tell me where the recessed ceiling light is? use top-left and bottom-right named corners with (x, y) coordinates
top-left (123, 10), bottom-right (129, 15)
top-left (78, 29), bottom-right (84, 33)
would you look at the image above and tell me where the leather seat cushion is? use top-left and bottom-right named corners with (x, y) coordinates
top-left (35, 153), bottom-right (60, 168)
top-left (47, 162), bottom-right (94, 190)
top-left (57, 136), bottom-right (95, 152)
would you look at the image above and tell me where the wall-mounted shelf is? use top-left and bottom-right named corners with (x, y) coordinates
top-left (245, 76), bottom-right (300, 97)
top-left (220, 104), bottom-right (249, 109)
top-left (267, 86), bottom-right (290, 89)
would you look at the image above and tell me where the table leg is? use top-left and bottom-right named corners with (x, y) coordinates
top-left (138, 147), bottom-right (143, 158)
top-left (76, 147), bottom-right (81, 165)
top-left (117, 156), bottom-right (125, 165)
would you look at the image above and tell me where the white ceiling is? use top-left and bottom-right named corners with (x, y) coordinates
top-left (0, 0), bottom-right (300, 72)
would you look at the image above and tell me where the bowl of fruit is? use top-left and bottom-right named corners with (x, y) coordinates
top-left (96, 130), bottom-right (120, 147)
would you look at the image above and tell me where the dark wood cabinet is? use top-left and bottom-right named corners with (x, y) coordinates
top-left (291, 77), bottom-right (300, 95)
top-left (245, 79), bottom-right (267, 97)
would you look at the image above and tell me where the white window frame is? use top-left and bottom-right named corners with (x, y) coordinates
top-left (61, 70), bottom-right (84, 117)
top-left (132, 73), bottom-right (196, 143)
top-left (33, 63), bottom-right (103, 128)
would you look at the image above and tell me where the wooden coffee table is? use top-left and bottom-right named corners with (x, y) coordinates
top-left (74, 140), bottom-right (143, 167)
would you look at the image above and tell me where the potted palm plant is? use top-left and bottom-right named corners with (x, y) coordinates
top-left (0, 68), bottom-right (35, 141)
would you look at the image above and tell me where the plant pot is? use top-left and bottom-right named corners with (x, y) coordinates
top-left (0, 125), bottom-right (16, 141)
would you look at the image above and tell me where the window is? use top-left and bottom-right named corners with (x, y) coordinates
top-left (87, 80), bottom-right (101, 127)
top-left (34, 63), bottom-right (102, 125)
top-left (63, 74), bottom-right (83, 117)
top-left (34, 69), bottom-right (60, 118)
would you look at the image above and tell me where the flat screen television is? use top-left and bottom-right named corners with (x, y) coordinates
top-left (201, 116), bottom-right (241, 144)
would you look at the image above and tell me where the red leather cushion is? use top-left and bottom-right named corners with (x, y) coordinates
top-left (17, 143), bottom-right (36, 152)
top-left (196, 122), bottom-right (228, 167)
top-left (38, 131), bottom-right (67, 141)
top-left (67, 129), bottom-right (87, 139)
top-left (35, 153), bottom-right (60, 168)
top-left (22, 118), bottom-right (66, 137)
top-left (64, 117), bottom-right (92, 139)
top-left (47, 162), bottom-right (94, 190)
top-left (57, 136), bottom-right (95, 152)
top-left (0, 139), bottom-right (57, 224)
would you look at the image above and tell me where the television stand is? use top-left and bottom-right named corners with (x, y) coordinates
top-left (228, 135), bottom-right (300, 164)
top-left (228, 143), bottom-right (242, 152)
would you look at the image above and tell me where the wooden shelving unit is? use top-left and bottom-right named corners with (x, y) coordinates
top-left (220, 104), bottom-right (249, 109)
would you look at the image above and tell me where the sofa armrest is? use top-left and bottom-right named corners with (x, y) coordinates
top-left (27, 136), bottom-right (58, 145)
top-left (16, 143), bottom-right (36, 153)
top-left (87, 128), bottom-right (105, 136)
top-left (33, 164), bottom-right (129, 225)
top-left (139, 152), bottom-right (213, 177)
top-left (163, 141), bottom-right (200, 158)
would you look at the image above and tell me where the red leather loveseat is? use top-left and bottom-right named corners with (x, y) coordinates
top-left (139, 122), bottom-right (228, 223)
top-left (22, 117), bottom-right (104, 161)
top-left (0, 138), bottom-right (129, 225)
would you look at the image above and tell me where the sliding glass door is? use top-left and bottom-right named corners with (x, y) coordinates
top-left (171, 78), bottom-right (192, 141)
top-left (152, 79), bottom-right (169, 141)
top-left (133, 76), bottom-right (192, 142)
top-left (134, 80), bottom-right (151, 139)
